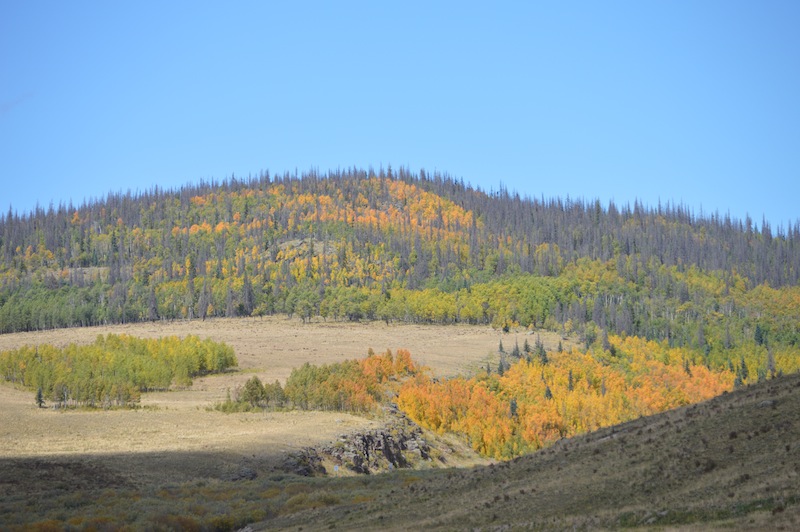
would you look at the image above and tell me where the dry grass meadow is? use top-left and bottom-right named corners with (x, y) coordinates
top-left (1, 318), bottom-right (555, 486)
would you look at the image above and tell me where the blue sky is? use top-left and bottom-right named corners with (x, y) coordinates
top-left (2, 1), bottom-right (799, 230)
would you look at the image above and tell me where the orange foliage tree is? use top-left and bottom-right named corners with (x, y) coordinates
top-left (397, 334), bottom-right (734, 459)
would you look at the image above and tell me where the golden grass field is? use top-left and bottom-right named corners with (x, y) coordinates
top-left (1, 317), bottom-right (560, 485)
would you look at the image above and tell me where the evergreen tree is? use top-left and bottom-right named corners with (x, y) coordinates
top-left (242, 376), bottom-right (266, 407)
top-left (754, 324), bottom-right (766, 346)
top-left (537, 337), bottom-right (548, 365)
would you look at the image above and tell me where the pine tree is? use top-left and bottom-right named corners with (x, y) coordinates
top-left (754, 324), bottom-right (766, 346)
top-left (537, 337), bottom-right (548, 365)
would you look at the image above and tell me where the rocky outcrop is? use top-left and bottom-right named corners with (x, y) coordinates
top-left (283, 408), bottom-right (433, 476)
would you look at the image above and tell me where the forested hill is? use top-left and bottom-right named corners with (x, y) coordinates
top-left (1, 168), bottom-right (800, 376)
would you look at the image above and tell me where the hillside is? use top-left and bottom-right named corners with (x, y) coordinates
top-left (2, 168), bottom-right (800, 385)
top-left (2, 168), bottom-right (800, 528)
top-left (264, 370), bottom-right (800, 530)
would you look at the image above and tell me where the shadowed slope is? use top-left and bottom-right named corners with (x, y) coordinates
top-left (264, 372), bottom-right (800, 530)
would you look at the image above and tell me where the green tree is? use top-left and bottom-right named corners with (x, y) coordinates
top-left (739, 356), bottom-right (749, 382)
top-left (264, 379), bottom-right (286, 407)
top-left (242, 376), bottom-right (266, 407)
top-left (754, 323), bottom-right (766, 346)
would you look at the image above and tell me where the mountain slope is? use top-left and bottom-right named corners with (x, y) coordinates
top-left (263, 371), bottom-right (800, 530)
top-left (2, 169), bottom-right (799, 377)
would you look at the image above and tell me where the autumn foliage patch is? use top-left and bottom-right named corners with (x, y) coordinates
top-left (283, 348), bottom-right (419, 413)
top-left (398, 335), bottom-right (734, 459)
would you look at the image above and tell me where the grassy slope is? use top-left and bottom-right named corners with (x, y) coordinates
top-left (263, 372), bottom-right (800, 530)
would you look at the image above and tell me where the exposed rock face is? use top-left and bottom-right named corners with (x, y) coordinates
top-left (283, 408), bottom-right (433, 476)
top-left (282, 449), bottom-right (326, 477)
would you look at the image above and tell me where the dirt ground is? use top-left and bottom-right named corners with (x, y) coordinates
top-left (0, 317), bottom-right (553, 485)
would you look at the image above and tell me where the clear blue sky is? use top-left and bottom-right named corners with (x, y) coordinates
top-left (2, 1), bottom-right (799, 230)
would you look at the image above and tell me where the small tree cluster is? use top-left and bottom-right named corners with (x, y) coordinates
top-left (0, 334), bottom-right (237, 408)
top-left (280, 349), bottom-right (421, 414)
